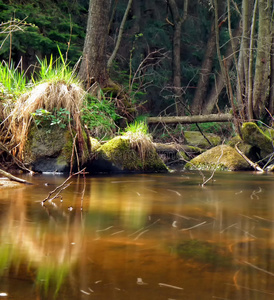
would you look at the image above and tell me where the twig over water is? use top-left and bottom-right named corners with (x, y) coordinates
top-left (42, 168), bottom-right (87, 204)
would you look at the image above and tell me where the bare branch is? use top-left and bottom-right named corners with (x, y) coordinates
top-left (42, 168), bottom-right (88, 204)
top-left (235, 142), bottom-right (264, 172)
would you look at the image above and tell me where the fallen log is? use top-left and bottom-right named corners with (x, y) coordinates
top-left (147, 113), bottom-right (233, 124)
top-left (0, 169), bottom-right (33, 185)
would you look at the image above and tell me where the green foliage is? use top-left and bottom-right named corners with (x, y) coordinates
top-left (0, 60), bottom-right (28, 99)
top-left (187, 122), bottom-right (232, 136)
top-left (31, 107), bottom-right (71, 129)
top-left (81, 92), bottom-right (120, 139)
top-left (123, 120), bottom-right (150, 136)
top-left (33, 46), bottom-right (79, 84)
top-left (0, 46), bottom-right (79, 104)
top-left (0, 1), bottom-right (85, 64)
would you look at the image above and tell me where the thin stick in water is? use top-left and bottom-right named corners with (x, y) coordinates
top-left (181, 221), bottom-right (207, 231)
top-left (158, 283), bottom-right (183, 290)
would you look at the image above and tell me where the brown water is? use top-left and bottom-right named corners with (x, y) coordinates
top-left (1, 171), bottom-right (274, 299)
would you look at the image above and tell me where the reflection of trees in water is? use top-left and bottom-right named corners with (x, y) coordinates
top-left (179, 186), bottom-right (274, 299)
top-left (0, 190), bottom-right (82, 297)
top-left (1, 175), bottom-right (274, 299)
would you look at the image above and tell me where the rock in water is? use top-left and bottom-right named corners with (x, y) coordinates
top-left (185, 145), bottom-right (251, 171)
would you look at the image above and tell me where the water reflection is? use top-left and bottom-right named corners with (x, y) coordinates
top-left (0, 172), bottom-right (274, 299)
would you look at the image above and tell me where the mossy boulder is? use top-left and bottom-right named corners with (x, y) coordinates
top-left (89, 136), bottom-right (168, 173)
top-left (24, 126), bottom-right (74, 172)
top-left (184, 131), bottom-right (221, 148)
top-left (185, 145), bottom-right (251, 171)
top-left (241, 122), bottom-right (274, 158)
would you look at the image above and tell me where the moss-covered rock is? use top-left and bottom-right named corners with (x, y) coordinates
top-left (185, 145), bottom-right (251, 171)
top-left (24, 124), bottom-right (91, 173)
top-left (89, 136), bottom-right (168, 173)
top-left (241, 122), bottom-right (274, 158)
top-left (184, 131), bottom-right (221, 148)
top-left (24, 126), bottom-right (74, 172)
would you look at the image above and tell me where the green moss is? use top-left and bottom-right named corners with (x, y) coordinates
top-left (25, 124), bottom-right (90, 171)
top-left (89, 137), bottom-right (101, 152)
top-left (241, 122), bottom-right (273, 157)
top-left (57, 131), bottom-right (73, 164)
top-left (264, 128), bottom-right (274, 139)
top-left (185, 145), bottom-right (251, 171)
top-left (97, 136), bottom-right (168, 172)
top-left (177, 240), bottom-right (233, 267)
top-left (179, 151), bottom-right (189, 161)
top-left (184, 131), bottom-right (221, 148)
top-left (25, 126), bottom-right (67, 161)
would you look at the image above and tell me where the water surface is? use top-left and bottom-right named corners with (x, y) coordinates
top-left (1, 171), bottom-right (274, 299)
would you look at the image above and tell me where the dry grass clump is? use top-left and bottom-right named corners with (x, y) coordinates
top-left (6, 80), bottom-right (85, 159)
top-left (122, 121), bottom-right (155, 161)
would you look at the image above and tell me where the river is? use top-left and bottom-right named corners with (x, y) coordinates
top-left (0, 171), bottom-right (274, 299)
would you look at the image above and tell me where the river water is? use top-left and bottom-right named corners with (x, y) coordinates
top-left (0, 171), bottom-right (274, 299)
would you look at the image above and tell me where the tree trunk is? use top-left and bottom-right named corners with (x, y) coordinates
top-left (247, 0), bottom-right (258, 120)
top-left (202, 72), bottom-right (225, 114)
top-left (191, 22), bottom-right (216, 115)
top-left (269, 33), bottom-right (274, 115)
top-left (130, 0), bottom-right (141, 35)
top-left (78, 0), bottom-right (111, 89)
top-left (252, 0), bottom-right (272, 118)
top-left (202, 26), bottom-right (242, 114)
top-left (168, 0), bottom-right (188, 116)
top-left (236, 0), bottom-right (252, 112)
top-left (267, 10), bottom-right (274, 116)
top-left (107, 0), bottom-right (133, 69)
top-left (147, 113), bottom-right (233, 124)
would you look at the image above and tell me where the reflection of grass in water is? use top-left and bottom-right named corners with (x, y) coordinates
top-left (36, 262), bottom-right (70, 297)
top-left (0, 242), bottom-right (70, 297)
top-left (177, 239), bottom-right (233, 267)
top-left (0, 244), bottom-right (12, 275)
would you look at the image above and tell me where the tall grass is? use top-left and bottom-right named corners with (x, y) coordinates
top-left (1, 48), bottom-right (85, 160)
top-left (0, 60), bottom-right (29, 124)
top-left (33, 46), bottom-right (80, 85)
top-left (0, 60), bottom-right (28, 97)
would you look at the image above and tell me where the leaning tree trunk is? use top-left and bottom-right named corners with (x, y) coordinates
top-left (78, 0), bottom-right (111, 89)
top-left (252, 0), bottom-right (272, 119)
top-left (107, 0), bottom-right (133, 69)
top-left (202, 26), bottom-right (242, 114)
top-left (191, 22), bottom-right (216, 115)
